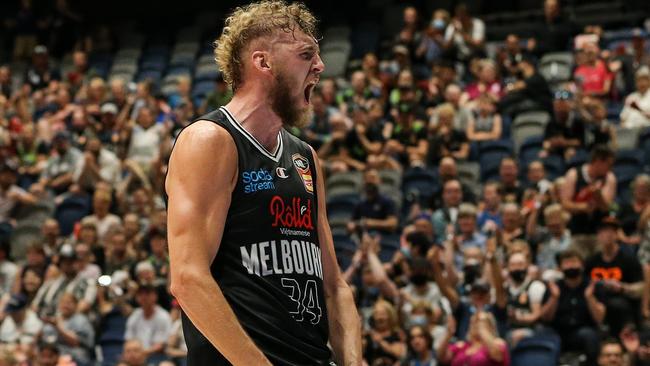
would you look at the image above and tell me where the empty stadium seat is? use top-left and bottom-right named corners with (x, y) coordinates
top-left (511, 337), bottom-right (559, 366)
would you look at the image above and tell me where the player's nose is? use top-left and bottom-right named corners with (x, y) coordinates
top-left (312, 53), bottom-right (325, 75)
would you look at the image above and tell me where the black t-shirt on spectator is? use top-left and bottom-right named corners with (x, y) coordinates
top-left (585, 248), bottom-right (644, 286)
top-left (426, 130), bottom-right (468, 166)
top-left (544, 114), bottom-right (586, 148)
top-left (363, 331), bottom-right (402, 364)
top-left (616, 203), bottom-right (641, 236)
top-left (551, 278), bottom-right (605, 334)
top-left (523, 73), bottom-right (553, 114)
top-left (345, 123), bottom-right (385, 163)
top-left (353, 195), bottom-right (397, 233)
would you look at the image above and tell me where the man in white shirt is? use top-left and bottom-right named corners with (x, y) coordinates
top-left (124, 283), bottom-right (172, 360)
top-left (621, 67), bottom-right (650, 128)
top-left (74, 137), bottom-right (120, 191)
top-left (0, 293), bottom-right (43, 345)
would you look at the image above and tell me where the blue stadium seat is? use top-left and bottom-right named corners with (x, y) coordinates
top-left (100, 342), bottom-right (124, 366)
top-left (566, 149), bottom-right (589, 170)
top-left (478, 139), bottom-right (513, 156)
top-left (401, 167), bottom-right (438, 205)
top-left (542, 154), bottom-right (565, 180)
top-left (480, 152), bottom-right (509, 182)
top-left (511, 338), bottom-right (559, 366)
top-left (518, 135), bottom-right (544, 164)
top-left (327, 194), bottom-right (360, 222)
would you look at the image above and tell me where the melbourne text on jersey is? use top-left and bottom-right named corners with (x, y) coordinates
top-left (240, 240), bottom-right (324, 280)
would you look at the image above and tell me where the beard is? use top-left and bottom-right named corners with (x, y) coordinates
top-left (270, 70), bottom-right (312, 129)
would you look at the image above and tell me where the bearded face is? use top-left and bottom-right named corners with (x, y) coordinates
top-left (270, 67), bottom-right (313, 129)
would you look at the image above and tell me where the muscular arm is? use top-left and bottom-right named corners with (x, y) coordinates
top-left (561, 169), bottom-right (589, 214)
top-left (166, 121), bottom-right (271, 365)
top-left (311, 146), bottom-right (362, 366)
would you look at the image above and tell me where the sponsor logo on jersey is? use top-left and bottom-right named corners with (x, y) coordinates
top-left (242, 168), bottom-right (274, 194)
top-left (270, 195), bottom-right (314, 236)
top-left (292, 153), bottom-right (313, 194)
top-left (276, 167), bottom-right (289, 179)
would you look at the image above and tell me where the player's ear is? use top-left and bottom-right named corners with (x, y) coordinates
top-left (252, 51), bottom-right (272, 73)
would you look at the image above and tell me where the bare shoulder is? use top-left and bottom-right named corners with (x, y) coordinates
top-left (166, 120), bottom-right (238, 193)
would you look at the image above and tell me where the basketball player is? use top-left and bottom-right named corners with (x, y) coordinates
top-left (165, 2), bottom-right (361, 365)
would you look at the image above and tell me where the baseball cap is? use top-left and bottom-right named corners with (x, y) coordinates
top-left (5, 293), bottom-right (27, 313)
top-left (100, 103), bottom-right (118, 115)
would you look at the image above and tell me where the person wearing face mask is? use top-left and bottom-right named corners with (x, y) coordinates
top-left (541, 249), bottom-right (605, 365)
top-left (348, 169), bottom-right (399, 236)
top-left (493, 251), bottom-right (547, 346)
top-left (400, 258), bottom-right (451, 331)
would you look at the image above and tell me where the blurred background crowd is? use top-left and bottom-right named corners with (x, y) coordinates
top-left (1, 0), bottom-right (650, 365)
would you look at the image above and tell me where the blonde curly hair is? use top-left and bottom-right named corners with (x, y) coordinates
top-left (214, 1), bottom-right (319, 91)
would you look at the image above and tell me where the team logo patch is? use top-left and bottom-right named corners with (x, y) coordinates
top-left (276, 167), bottom-right (289, 179)
top-left (292, 153), bottom-right (313, 194)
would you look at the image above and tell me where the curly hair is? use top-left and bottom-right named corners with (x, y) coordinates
top-left (214, 1), bottom-right (319, 91)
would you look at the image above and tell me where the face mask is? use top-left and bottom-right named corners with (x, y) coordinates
top-left (432, 19), bottom-right (446, 30)
top-left (510, 269), bottom-right (527, 283)
top-left (562, 267), bottom-right (583, 279)
top-left (463, 264), bottom-right (481, 285)
top-left (410, 273), bottom-right (428, 286)
top-left (409, 314), bottom-right (428, 327)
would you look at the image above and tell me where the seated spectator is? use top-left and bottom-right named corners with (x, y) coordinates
top-left (574, 42), bottom-right (612, 99)
top-left (443, 3), bottom-right (485, 63)
top-left (24, 45), bottom-right (60, 91)
top-left (498, 55), bottom-right (553, 118)
top-left (585, 217), bottom-right (644, 337)
top-left (543, 90), bottom-right (586, 160)
top-left (73, 243), bottom-right (100, 281)
top-left (125, 283), bottom-right (172, 363)
top-left (462, 59), bottom-right (503, 105)
top-left (426, 103), bottom-right (470, 165)
top-left (0, 293), bottom-right (42, 346)
top-left (124, 106), bottom-right (167, 173)
top-left (543, 249), bottom-right (604, 365)
top-left (73, 136), bottom-right (120, 191)
top-left (35, 343), bottom-right (61, 366)
top-left (40, 292), bottom-right (94, 365)
top-left (477, 182), bottom-right (502, 232)
top-left (597, 339), bottom-right (625, 366)
top-left (20, 267), bottom-right (44, 306)
top-left (416, 9), bottom-right (448, 68)
top-left (104, 227), bottom-right (137, 275)
top-left (39, 131), bottom-right (82, 195)
top-left (446, 203), bottom-right (487, 270)
top-left (582, 98), bottom-right (615, 150)
top-left (83, 190), bottom-right (121, 242)
top-left (343, 104), bottom-right (385, 166)
top-left (528, 204), bottom-right (572, 275)
top-left (500, 203), bottom-right (526, 251)
top-left (525, 160), bottom-right (552, 194)
top-left (495, 250), bottom-right (547, 345)
top-left (499, 158), bottom-right (524, 204)
top-left (348, 169), bottom-right (399, 235)
top-left (336, 71), bottom-right (375, 113)
top-left (302, 90), bottom-right (336, 150)
top-left (498, 34), bottom-right (534, 79)
top-left (432, 179), bottom-right (463, 244)
top-left (384, 99), bottom-right (428, 167)
top-left (32, 244), bottom-right (96, 317)
top-left (430, 157), bottom-right (477, 209)
top-left (0, 159), bottom-right (36, 223)
top-left (430, 84), bottom-right (475, 132)
top-left (621, 67), bottom-right (650, 129)
top-left (618, 174), bottom-right (650, 246)
top-left (467, 95), bottom-right (502, 142)
top-left (363, 300), bottom-right (406, 364)
top-left (121, 339), bottom-right (148, 366)
top-left (436, 311), bottom-right (509, 366)
top-left (13, 242), bottom-right (49, 295)
top-left (165, 300), bottom-right (187, 363)
top-left (403, 325), bottom-right (436, 366)
top-left (561, 145), bottom-right (616, 257)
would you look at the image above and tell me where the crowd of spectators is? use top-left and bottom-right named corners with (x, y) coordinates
top-left (0, 0), bottom-right (649, 365)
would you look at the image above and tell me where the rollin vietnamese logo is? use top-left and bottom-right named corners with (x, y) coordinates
top-left (270, 195), bottom-right (314, 230)
top-left (292, 153), bottom-right (313, 194)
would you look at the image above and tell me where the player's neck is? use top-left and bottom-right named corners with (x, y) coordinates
top-left (225, 93), bottom-right (283, 152)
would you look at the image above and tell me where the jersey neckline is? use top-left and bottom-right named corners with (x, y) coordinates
top-left (220, 106), bottom-right (284, 162)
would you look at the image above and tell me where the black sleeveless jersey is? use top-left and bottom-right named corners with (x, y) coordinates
top-left (167, 107), bottom-right (332, 365)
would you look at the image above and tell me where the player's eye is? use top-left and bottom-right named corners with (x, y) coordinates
top-left (301, 52), bottom-right (313, 60)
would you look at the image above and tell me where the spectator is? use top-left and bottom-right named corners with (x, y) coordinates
top-left (336, 71), bottom-right (374, 112)
top-left (447, 203), bottom-right (487, 269)
top-left (104, 227), bottom-right (137, 276)
top-left (145, 227), bottom-right (169, 282)
top-left (585, 217), bottom-right (644, 336)
top-left (499, 55), bottom-right (553, 118)
top-left (477, 182), bottom-right (502, 232)
top-left (348, 169), bottom-right (398, 235)
top-left (395, 6), bottom-right (422, 60)
top-left (124, 106), bottom-right (167, 173)
top-left (124, 283), bottom-right (172, 362)
top-left (525, 160), bottom-right (552, 194)
top-left (574, 42), bottom-right (612, 98)
top-left (0, 293), bottom-right (42, 346)
top-left (165, 300), bottom-right (187, 363)
top-left (84, 190), bottom-right (121, 242)
top-left (582, 98), bottom-right (615, 150)
top-left (24, 45), bottom-right (60, 91)
top-left (426, 103), bottom-right (470, 165)
top-left (618, 174), bottom-right (650, 245)
top-left (466, 95), bottom-right (502, 142)
top-left (121, 339), bottom-right (148, 366)
top-left (363, 299), bottom-right (406, 364)
top-left (430, 157), bottom-right (476, 209)
top-left (32, 244), bottom-right (96, 317)
top-left (532, 0), bottom-right (573, 55)
top-left (384, 96), bottom-right (428, 167)
top-left (19, 267), bottom-right (44, 305)
top-left (416, 10), bottom-right (448, 68)
top-left (431, 84), bottom-right (474, 132)
top-left (34, 343), bottom-right (61, 366)
top-left (561, 145), bottom-right (616, 256)
top-left (597, 339), bottom-right (625, 366)
top-left (621, 67), bottom-right (650, 129)
top-left (432, 179), bottom-right (463, 244)
top-left (39, 131), bottom-right (82, 195)
top-left (403, 324), bottom-right (436, 366)
top-left (528, 204), bottom-right (572, 275)
top-left (462, 59), bottom-right (503, 104)
top-left (436, 311), bottom-right (509, 366)
top-left (74, 136), bottom-right (120, 191)
top-left (542, 249), bottom-right (604, 364)
top-left (303, 90), bottom-right (336, 150)
top-left (40, 292), bottom-right (94, 365)
top-left (41, 218), bottom-right (63, 257)
top-left (499, 158), bottom-right (523, 203)
top-left (74, 243), bottom-right (100, 281)
top-left (443, 3), bottom-right (485, 63)
top-left (543, 90), bottom-right (586, 160)
top-left (498, 34), bottom-right (533, 78)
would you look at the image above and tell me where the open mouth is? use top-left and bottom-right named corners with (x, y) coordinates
top-left (304, 81), bottom-right (318, 104)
